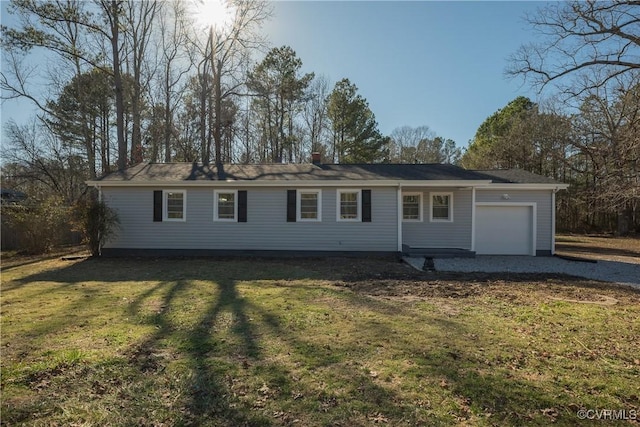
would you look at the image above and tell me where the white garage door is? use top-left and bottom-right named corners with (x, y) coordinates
top-left (475, 205), bottom-right (534, 255)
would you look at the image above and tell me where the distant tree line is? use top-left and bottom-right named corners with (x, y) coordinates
top-left (1, 0), bottom-right (638, 243)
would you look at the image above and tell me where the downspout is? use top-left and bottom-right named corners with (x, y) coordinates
top-left (98, 185), bottom-right (103, 203)
top-left (397, 183), bottom-right (403, 253)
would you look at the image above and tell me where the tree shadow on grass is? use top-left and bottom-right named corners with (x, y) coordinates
top-left (347, 311), bottom-right (596, 426)
top-left (3, 257), bottom-right (329, 291)
top-left (237, 292), bottom-right (432, 425)
top-left (113, 274), bottom-right (443, 425)
top-left (245, 286), bottom-right (594, 426)
top-left (4, 256), bottom-right (638, 425)
top-left (2, 257), bottom-right (308, 425)
top-left (122, 276), bottom-right (271, 426)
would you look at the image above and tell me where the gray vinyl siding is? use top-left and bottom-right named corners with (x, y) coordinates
top-left (402, 188), bottom-right (473, 249)
top-left (475, 189), bottom-right (553, 251)
top-left (102, 186), bottom-right (398, 252)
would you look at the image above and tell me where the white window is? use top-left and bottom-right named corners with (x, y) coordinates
top-left (337, 189), bottom-right (361, 221)
top-left (430, 192), bottom-right (453, 222)
top-left (402, 193), bottom-right (422, 221)
top-left (163, 190), bottom-right (186, 221)
top-left (297, 189), bottom-right (322, 221)
top-left (214, 190), bottom-right (237, 221)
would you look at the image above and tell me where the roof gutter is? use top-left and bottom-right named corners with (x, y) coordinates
top-left (85, 180), bottom-right (568, 190)
top-left (85, 179), bottom-right (495, 188)
top-left (479, 183), bottom-right (570, 191)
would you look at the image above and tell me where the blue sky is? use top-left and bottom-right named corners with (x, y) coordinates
top-left (1, 1), bottom-right (549, 150)
top-left (262, 1), bottom-right (548, 146)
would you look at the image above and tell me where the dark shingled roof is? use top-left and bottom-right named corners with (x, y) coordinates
top-left (94, 162), bottom-right (562, 184)
top-left (473, 169), bottom-right (561, 184)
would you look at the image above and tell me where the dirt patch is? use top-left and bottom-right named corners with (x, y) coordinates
top-left (126, 344), bottom-right (175, 373)
top-left (319, 256), bottom-right (640, 305)
top-left (338, 275), bottom-right (640, 306)
top-left (238, 256), bottom-right (640, 304)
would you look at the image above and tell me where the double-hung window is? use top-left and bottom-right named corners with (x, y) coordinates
top-left (297, 190), bottom-right (322, 221)
top-left (214, 190), bottom-right (237, 221)
top-left (163, 190), bottom-right (186, 221)
top-left (402, 193), bottom-right (422, 221)
top-left (337, 189), bottom-right (361, 221)
top-left (430, 192), bottom-right (453, 222)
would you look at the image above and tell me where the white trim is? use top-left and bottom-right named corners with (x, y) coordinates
top-left (397, 184), bottom-right (403, 252)
top-left (430, 192), bottom-right (453, 223)
top-left (297, 189), bottom-right (322, 222)
top-left (401, 192), bottom-right (423, 222)
top-left (478, 183), bottom-right (569, 190)
top-left (163, 189), bottom-right (186, 222)
top-left (87, 179), bottom-right (495, 188)
top-left (214, 189), bottom-right (238, 222)
top-left (551, 190), bottom-right (556, 255)
top-left (475, 202), bottom-right (537, 256)
top-left (88, 179), bottom-right (568, 191)
top-left (471, 187), bottom-right (476, 252)
top-left (336, 189), bottom-right (361, 222)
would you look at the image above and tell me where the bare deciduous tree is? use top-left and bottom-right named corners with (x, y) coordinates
top-left (188, 0), bottom-right (271, 165)
top-left (302, 74), bottom-right (331, 156)
top-left (570, 77), bottom-right (640, 234)
top-left (153, 0), bottom-right (193, 162)
top-left (124, 0), bottom-right (159, 164)
top-left (508, 1), bottom-right (640, 95)
top-left (2, 119), bottom-right (87, 203)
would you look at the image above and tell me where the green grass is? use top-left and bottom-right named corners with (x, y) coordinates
top-left (1, 257), bottom-right (639, 426)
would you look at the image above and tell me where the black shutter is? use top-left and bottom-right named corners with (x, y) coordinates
top-left (287, 190), bottom-right (296, 222)
top-left (362, 189), bottom-right (372, 222)
top-left (153, 190), bottom-right (163, 222)
top-left (238, 190), bottom-right (247, 222)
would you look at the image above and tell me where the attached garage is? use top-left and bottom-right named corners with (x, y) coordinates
top-left (475, 203), bottom-right (536, 255)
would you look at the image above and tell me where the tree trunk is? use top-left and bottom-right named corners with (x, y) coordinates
top-left (111, 1), bottom-right (127, 171)
top-left (101, 108), bottom-right (109, 174)
top-left (163, 62), bottom-right (172, 162)
top-left (200, 71), bottom-right (209, 164)
top-left (617, 204), bottom-right (630, 236)
top-left (213, 61), bottom-right (222, 167)
top-left (131, 79), bottom-right (142, 163)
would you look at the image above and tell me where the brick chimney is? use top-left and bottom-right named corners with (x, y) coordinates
top-left (311, 152), bottom-right (321, 166)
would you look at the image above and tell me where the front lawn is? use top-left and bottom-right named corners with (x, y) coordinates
top-left (1, 257), bottom-right (639, 426)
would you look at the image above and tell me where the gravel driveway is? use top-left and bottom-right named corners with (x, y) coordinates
top-left (431, 256), bottom-right (640, 289)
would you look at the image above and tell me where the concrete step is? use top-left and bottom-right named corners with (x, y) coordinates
top-left (402, 246), bottom-right (476, 258)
